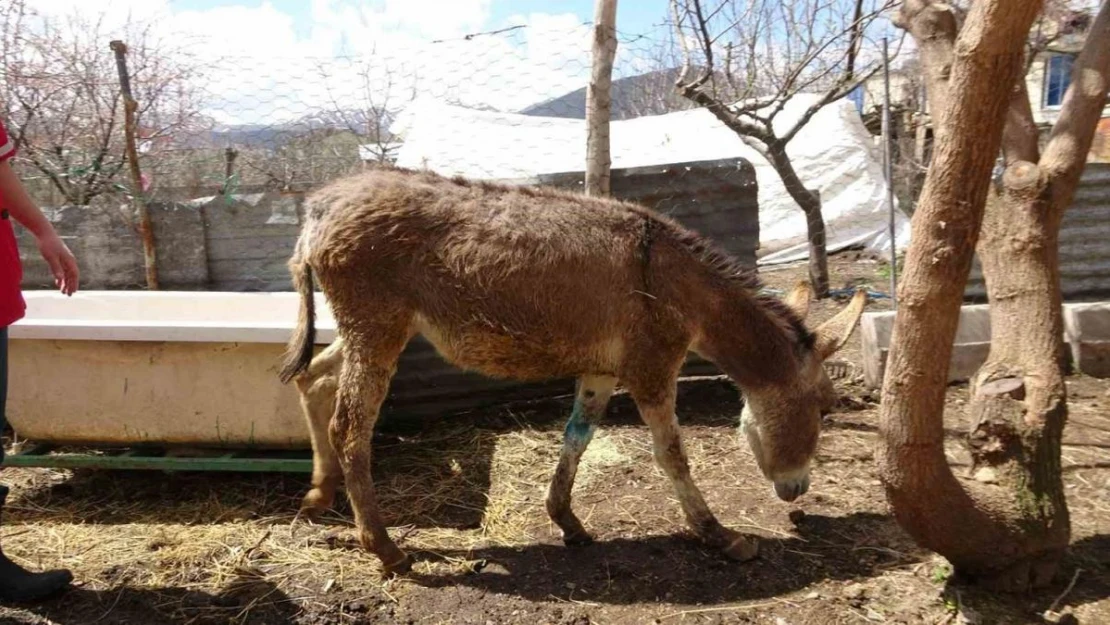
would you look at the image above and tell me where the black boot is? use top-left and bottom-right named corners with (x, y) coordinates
top-left (0, 485), bottom-right (72, 603)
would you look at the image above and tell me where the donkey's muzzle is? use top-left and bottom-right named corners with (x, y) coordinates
top-left (773, 475), bottom-right (810, 502)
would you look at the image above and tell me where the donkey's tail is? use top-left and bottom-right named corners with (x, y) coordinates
top-left (279, 253), bottom-right (317, 384)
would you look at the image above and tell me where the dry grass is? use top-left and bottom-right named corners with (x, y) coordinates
top-left (0, 403), bottom-right (686, 622)
top-left (2, 376), bottom-right (1105, 625)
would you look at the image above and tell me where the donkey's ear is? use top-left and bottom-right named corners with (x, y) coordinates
top-left (784, 280), bottom-right (814, 320)
top-left (813, 287), bottom-right (868, 360)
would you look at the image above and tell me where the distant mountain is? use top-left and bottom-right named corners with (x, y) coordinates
top-left (202, 109), bottom-right (395, 148)
top-left (519, 67), bottom-right (704, 120)
top-left (205, 124), bottom-right (287, 147)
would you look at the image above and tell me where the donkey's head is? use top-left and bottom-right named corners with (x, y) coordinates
top-left (740, 282), bottom-right (867, 502)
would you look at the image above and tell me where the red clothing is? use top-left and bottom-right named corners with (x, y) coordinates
top-left (0, 118), bottom-right (24, 327)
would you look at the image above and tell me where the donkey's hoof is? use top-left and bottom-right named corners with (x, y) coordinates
top-left (297, 504), bottom-right (323, 521)
top-left (381, 552), bottom-right (413, 577)
top-left (300, 488), bottom-right (334, 517)
top-left (562, 530), bottom-right (595, 547)
top-left (722, 534), bottom-right (759, 561)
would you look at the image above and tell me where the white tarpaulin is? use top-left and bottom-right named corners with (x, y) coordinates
top-left (391, 93), bottom-right (910, 264)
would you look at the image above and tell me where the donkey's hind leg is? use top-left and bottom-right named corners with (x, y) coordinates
top-left (294, 340), bottom-right (345, 518)
top-left (545, 375), bottom-right (618, 545)
top-left (329, 317), bottom-right (413, 576)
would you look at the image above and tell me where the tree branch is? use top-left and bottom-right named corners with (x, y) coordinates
top-left (846, 0), bottom-right (866, 82)
top-left (1040, 0), bottom-right (1110, 203)
top-left (1001, 75), bottom-right (1042, 165)
top-left (782, 65), bottom-right (882, 144)
top-left (894, 0), bottom-right (963, 134)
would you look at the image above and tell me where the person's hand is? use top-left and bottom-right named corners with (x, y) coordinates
top-left (35, 231), bottom-right (79, 296)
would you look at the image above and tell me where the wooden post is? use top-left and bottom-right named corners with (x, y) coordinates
top-left (110, 39), bottom-right (159, 290)
top-left (585, 0), bottom-right (618, 197)
top-left (881, 37), bottom-right (897, 309)
top-left (222, 146), bottom-right (239, 195)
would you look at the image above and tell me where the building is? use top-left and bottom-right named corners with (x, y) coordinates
top-left (849, 9), bottom-right (1109, 162)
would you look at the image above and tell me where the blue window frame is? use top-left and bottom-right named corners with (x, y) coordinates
top-left (1044, 54), bottom-right (1075, 108)
top-left (847, 85), bottom-right (865, 112)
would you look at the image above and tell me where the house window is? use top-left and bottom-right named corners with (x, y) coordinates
top-left (847, 85), bottom-right (865, 112)
top-left (1044, 54), bottom-right (1075, 108)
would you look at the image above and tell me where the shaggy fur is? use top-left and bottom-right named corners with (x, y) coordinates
top-left (279, 165), bottom-right (865, 575)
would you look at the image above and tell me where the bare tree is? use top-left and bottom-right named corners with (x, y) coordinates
top-left (880, 0), bottom-right (1109, 591)
top-left (670, 0), bottom-right (896, 297)
top-left (234, 127), bottom-right (364, 192)
top-left (888, 0), bottom-right (1097, 214)
top-left (0, 4), bottom-right (204, 206)
top-left (229, 53), bottom-right (419, 192)
top-left (316, 52), bottom-right (418, 166)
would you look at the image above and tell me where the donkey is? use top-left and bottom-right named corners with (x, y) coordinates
top-left (290, 280), bottom-right (859, 523)
top-left (278, 166), bottom-right (867, 575)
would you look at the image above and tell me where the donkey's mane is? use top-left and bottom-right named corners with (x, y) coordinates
top-left (377, 166), bottom-right (815, 352)
top-left (665, 220), bottom-right (816, 353)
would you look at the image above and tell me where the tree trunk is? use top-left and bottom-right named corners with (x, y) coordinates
top-left (585, 0), bottom-right (618, 197)
top-left (110, 39), bottom-right (159, 290)
top-left (964, 166), bottom-right (1071, 587)
top-left (766, 141), bottom-right (829, 297)
top-left (877, 0), bottom-right (1050, 592)
top-left (885, 0), bottom-right (1110, 591)
top-left (965, 0), bottom-right (1110, 589)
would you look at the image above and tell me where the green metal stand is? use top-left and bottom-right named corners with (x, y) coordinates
top-left (1, 443), bottom-right (313, 473)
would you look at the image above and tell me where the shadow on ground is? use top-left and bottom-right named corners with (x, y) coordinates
top-left (403, 511), bottom-right (927, 605)
top-left (5, 578), bottom-right (298, 625)
top-left (7, 378), bottom-right (744, 530)
top-left (936, 534), bottom-right (1110, 624)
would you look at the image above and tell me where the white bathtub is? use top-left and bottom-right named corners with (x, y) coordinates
top-left (7, 291), bottom-right (336, 448)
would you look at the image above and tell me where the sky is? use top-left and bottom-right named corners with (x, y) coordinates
top-left (28, 0), bottom-right (909, 129)
top-left (30, 0), bottom-right (681, 126)
top-left (167, 0), bottom-right (673, 39)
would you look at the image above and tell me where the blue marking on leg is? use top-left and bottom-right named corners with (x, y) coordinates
top-left (563, 399), bottom-right (596, 448)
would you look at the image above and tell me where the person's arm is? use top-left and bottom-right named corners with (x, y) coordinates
top-left (0, 161), bottom-right (79, 296)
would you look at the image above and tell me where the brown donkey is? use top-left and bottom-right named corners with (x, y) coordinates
top-left (290, 281), bottom-right (859, 528)
top-left (279, 167), bottom-right (867, 575)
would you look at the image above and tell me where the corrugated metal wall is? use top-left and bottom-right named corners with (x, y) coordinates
top-left (966, 163), bottom-right (1110, 301)
top-left (530, 157), bottom-right (761, 266)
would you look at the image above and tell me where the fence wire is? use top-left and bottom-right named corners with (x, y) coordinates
top-left (4, 13), bottom-right (903, 292)
top-left (7, 24), bottom-right (700, 204)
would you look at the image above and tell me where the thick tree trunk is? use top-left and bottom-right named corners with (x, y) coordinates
top-left (877, 0), bottom-right (1049, 592)
top-left (966, 168), bottom-right (1071, 587)
top-left (885, 0), bottom-right (1110, 591)
top-left (966, 0), bottom-right (1110, 588)
top-left (766, 141), bottom-right (829, 297)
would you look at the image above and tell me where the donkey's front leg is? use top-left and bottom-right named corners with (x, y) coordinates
top-left (632, 385), bottom-right (759, 561)
top-left (545, 375), bottom-right (617, 545)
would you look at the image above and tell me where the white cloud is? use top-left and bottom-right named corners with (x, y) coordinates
top-left (32, 0), bottom-right (597, 126)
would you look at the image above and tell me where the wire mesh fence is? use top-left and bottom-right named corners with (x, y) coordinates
top-left (6, 22), bottom-right (696, 205)
top-left (7, 20), bottom-right (758, 290)
top-left (3, 3), bottom-right (906, 292)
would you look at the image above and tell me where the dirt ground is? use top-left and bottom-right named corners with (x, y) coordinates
top-left (0, 255), bottom-right (1107, 625)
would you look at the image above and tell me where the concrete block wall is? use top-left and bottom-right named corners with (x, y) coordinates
top-left (861, 302), bottom-right (1110, 388)
top-left (18, 158), bottom-right (761, 293)
top-left (16, 201), bottom-right (209, 290)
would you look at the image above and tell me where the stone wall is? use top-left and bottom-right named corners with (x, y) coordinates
top-left (18, 158), bottom-right (760, 292)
